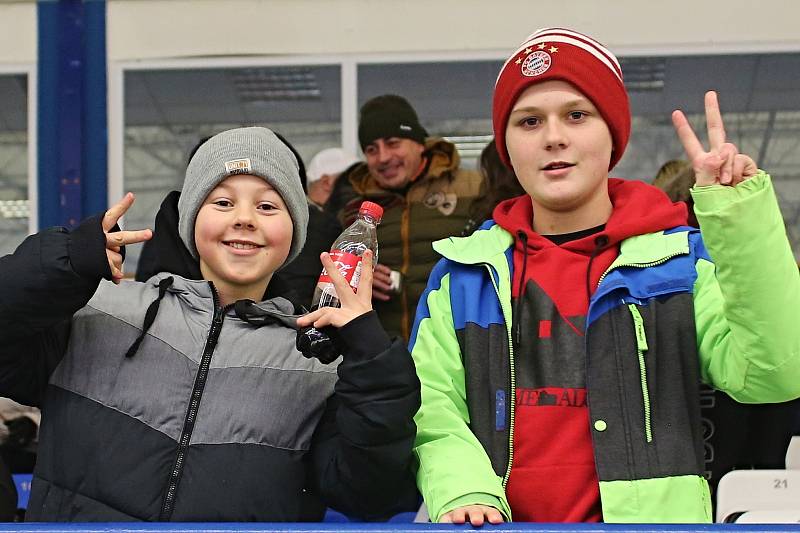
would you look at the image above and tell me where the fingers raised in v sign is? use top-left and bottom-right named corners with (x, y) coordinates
top-left (672, 91), bottom-right (758, 187)
top-left (104, 193), bottom-right (152, 283)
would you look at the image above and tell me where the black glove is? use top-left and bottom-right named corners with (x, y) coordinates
top-left (296, 325), bottom-right (343, 365)
top-left (3, 417), bottom-right (37, 449)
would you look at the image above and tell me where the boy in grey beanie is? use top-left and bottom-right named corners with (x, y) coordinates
top-left (0, 126), bottom-right (420, 521)
top-left (178, 127), bottom-right (309, 267)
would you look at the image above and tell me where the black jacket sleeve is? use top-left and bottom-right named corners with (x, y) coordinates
top-left (0, 215), bottom-right (111, 405)
top-left (309, 311), bottom-right (421, 520)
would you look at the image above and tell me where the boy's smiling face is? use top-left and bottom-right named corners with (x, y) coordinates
top-left (195, 174), bottom-right (293, 302)
top-left (505, 80), bottom-right (613, 221)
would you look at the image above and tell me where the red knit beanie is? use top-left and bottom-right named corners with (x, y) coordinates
top-left (493, 27), bottom-right (630, 171)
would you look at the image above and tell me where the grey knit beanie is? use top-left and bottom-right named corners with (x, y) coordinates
top-left (178, 127), bottom-right (308, 267)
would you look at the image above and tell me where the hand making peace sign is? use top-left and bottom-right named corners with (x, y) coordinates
top-left (296, 249), bottom-right (375, 329)
top-left (672, 91), bottom-right (759, 187)
top-left (103, 193), bottom-right (152, 284)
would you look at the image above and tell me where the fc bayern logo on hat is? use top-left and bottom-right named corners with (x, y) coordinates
top-left (521, 50), bottom-right (552, 77)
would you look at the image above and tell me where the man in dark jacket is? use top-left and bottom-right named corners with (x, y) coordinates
top-left (338, 95), bottom-right (483, 340)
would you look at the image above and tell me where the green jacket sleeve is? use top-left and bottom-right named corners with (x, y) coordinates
top-left (692, 172), bottom-right (800, 402)
top-left (411, 269), bottom-right (512, 522)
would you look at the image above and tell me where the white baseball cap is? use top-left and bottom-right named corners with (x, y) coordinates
top-left (306, 148), bottom-right (360, 184)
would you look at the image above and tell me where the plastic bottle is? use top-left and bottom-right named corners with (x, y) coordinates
top-left (296, 201), bottom-right (383, 363)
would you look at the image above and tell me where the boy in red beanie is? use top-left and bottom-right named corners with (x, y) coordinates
top-left (410, 27), bottom-right (800, 525)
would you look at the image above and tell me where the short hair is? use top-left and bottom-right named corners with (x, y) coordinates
top-left (652, 160), bottom-right (695, 203)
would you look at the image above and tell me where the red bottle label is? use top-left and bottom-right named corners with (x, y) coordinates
top-left (319, 250), bottom-right (362, 291)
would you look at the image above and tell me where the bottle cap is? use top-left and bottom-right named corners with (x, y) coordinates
top-left (359, 201), bottom-right (384, 221)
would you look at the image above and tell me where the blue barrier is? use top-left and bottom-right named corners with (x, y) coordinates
top-left (323, 510), bottom-right (418, 523)
top-left (8, 476), bottom-right (799, 531)
top-left (10, 477), bottom-right (416, 523)
top-left (0, 524), bottom-right (798, 533)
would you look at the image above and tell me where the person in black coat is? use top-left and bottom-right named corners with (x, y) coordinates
top-left (137, 133), bottom-right (342, 310)
top-left (0, 127), bottom-right (420, 522)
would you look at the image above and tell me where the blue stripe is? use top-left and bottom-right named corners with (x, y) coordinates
top-left (587, 229), bottom-right (707, 328)
top-left (448, 261), bottom-right (505, 331)
top-left (408, 258), bottom-right (449, 352)
top-left (690, 230), bottom-right (712, 262)
top-left (478, 218), bottom-right (498, 231)
top-left (409, 252), bottom-right (508, 352)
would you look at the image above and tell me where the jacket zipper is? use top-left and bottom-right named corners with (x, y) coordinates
top-left (483, 264), bottom-right (516, 488)
top-left (594, 252), bottom-right (687, 446)
top-left (627, 304), bottom-right (652, 443)
top-left (159, 284), bottom-right (225, 520)
top-left (597, 252), bottom-right (685, 286)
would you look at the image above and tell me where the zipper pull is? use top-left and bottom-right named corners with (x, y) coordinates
top-left (207, 281), bottom-right (225, 327)
top-left (627, 304), bottom-right (648, 352)
top-left (214, 303), bottom-right (234, 328)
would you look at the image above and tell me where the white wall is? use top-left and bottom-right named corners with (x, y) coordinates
top-left (106, 0), bottom-right (800, 61)
top-left (0, 2), bottom-right (36, 64)
top-left (2, 1), bottom-right (797, 66)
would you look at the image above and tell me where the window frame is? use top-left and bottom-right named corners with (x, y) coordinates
top-left (0, 63), bottom-right (37, 235)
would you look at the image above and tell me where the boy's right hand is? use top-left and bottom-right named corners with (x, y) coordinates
top-left (439, 505), bottom-right (505, 526)
top-left (103, 193), bottom-right (152, 284)
top-left (296, 249), bottom-right (375, 329)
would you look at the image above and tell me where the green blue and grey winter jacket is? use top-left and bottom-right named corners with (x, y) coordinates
top-left (410, 173), bottom-right (800, 523)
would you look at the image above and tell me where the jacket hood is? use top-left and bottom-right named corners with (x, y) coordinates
top-left (134, 191), bottom-right (302, 308)
top-left (135, 191), bottom-right (202, 283)
top-left (347, 137), bottom-right (462, 196)
top-left (493, 178), bottom-right (689, 254)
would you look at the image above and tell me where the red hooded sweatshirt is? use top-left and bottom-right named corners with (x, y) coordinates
top-left (492, 178), bottom-right (687, 522)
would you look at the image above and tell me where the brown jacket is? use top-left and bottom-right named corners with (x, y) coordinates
top-left (340, 138), bottom-right (483, 340)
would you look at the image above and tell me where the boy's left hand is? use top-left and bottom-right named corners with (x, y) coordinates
top-left (296, 250), bottom-right (375, 329)
top-left (672, 91), bottom-right (759, 187)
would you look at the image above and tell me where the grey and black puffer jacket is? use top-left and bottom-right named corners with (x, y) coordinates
top-left (0, 213), bottom-right (420, 522)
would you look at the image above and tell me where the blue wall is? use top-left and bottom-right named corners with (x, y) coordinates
top-left (37, 0), bottom-right (107, 229)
